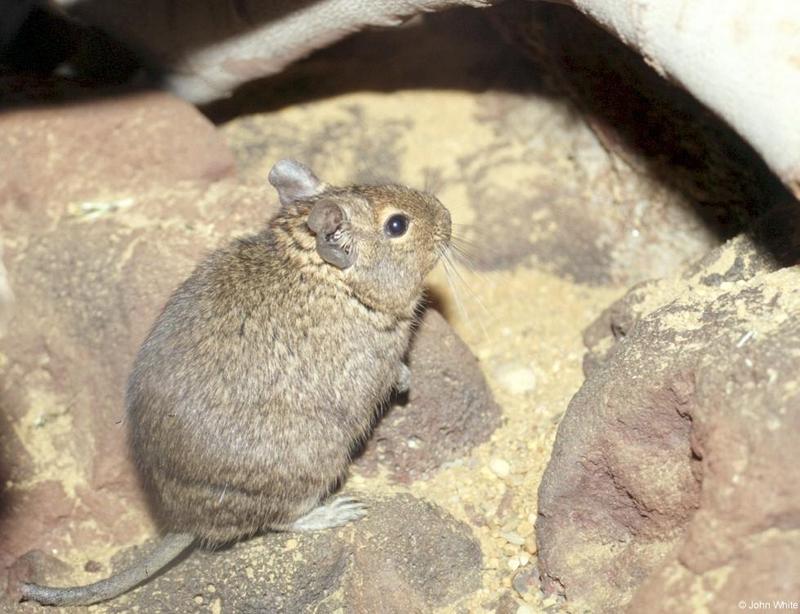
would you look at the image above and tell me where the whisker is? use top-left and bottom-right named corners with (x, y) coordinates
top-left (440, 251), bottom-right (469, 324)
top-left (444, 249), bottom-right (491, 320)
top-left (446, 241), bottom-right (492, 290)
top-left (451, 239), bottom-right (480, 254)
top-left (448, 242), bottom-right (481, 270)
top-left (449, 230), bottom-right (501, 265)
top-left (437, 247), bottom-right (491, 340)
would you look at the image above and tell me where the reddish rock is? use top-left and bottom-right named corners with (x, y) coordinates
top-left (0, 482), bottom-right (75, 575)
top-left (0, 85), bottom-right (235, 235)
top-left (537, 233), bottom-right (800, 612)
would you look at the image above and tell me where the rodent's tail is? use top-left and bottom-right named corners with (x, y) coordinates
top-left (19, 532), bottom-right (195, 607)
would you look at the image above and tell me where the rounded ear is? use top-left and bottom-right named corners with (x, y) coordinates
top-left (268, 159), bottom-right (325, 206)
top-left (307, 200), bottom-right (357, 269)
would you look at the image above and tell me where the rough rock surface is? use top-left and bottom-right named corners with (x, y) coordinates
top-left (42, 494), bottom-right (479, 614)
top-left (537, 230), bottom-right (800, 612)
top-left (491, 2), bottom-right (794, 235)
top-left (0, 85), bottom-right (235, 229)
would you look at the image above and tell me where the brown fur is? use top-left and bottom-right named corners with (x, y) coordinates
top-left (128, 179), bottom-right (451, 545)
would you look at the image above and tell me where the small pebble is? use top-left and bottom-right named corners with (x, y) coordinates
top-left (490, 458), bottom-right (511, 477)
top-left (501, 531), bottom-right (525, 546)
top-left (542, 596), bottom-right (558, 608)
top-left (523, 536), bottom-right (537, 555)
top-left (83, 560), bottom-right (103, 573)
top-left (495, 365), bottom-right (537, 395)
top-left (512, 565), bottom-right (539, 596)
top-left (503, 542), bottom-right (520, 555)
top-left (508, 557), bottom-right (521, 571)
top-left (517, 605), bottom-right (536, 614)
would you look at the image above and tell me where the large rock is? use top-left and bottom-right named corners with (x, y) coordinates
top-left (492, 2), bottom-right (793, 228)
top-left (536, 226), bottom-right (800, 612)
top-left (0, 83), bottom-right (242, 579)
top-left (0, 85), bottom-right (235, 234)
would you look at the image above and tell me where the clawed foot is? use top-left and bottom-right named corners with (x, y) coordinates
top-left (289, 496), bottom-right (367, 532)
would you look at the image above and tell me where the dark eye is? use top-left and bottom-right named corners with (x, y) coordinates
top-left (384, 214), bottom-right (409, 238)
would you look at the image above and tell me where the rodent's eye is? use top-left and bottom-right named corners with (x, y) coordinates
top-left (384, 214), bottom-right (409, 238)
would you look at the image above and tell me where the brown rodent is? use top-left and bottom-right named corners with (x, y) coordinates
top-left (19, 159), bottom-right (452, 607)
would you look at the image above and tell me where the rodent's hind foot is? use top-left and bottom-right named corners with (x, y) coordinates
top-left (289, 496), bottom-right (367, 532)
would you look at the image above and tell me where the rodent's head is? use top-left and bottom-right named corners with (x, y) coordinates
top-left (269, 159), bottom-right (451, 314)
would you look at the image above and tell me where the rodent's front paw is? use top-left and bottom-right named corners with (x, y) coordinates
top-left (394, 362), bottom-right (411, 394)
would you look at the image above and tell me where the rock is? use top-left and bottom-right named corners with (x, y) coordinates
top-left (486, 591), bottom-right (524, 614)
top-left (47, 0), bottom-right (497, 104)
top-left (511, 564), bottom-right (539, 599)
top-left (489, 458), bottom-right (511, 478)
top-left (0, 83), bottom-right (235, 235)
top-left (86, 494), bottom-right (481, 613)
top-left (536, 231), bottom-right (800, 612)
top-left (491, 2), bottom-right (792, 227)
top-left (353, 308), bottom-right (501, 483)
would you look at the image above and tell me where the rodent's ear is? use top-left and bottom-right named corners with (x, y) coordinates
top-left (307, 200), bottom-right (356, 269)
top-left (268, 159), bottom-right (325, 206)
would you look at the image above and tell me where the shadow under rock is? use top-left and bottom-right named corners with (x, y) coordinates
top-left (490, 1), bottom-right (798, 254)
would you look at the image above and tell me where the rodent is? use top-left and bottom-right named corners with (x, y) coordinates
top-left (18, 159), bottom-right (452, 606)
